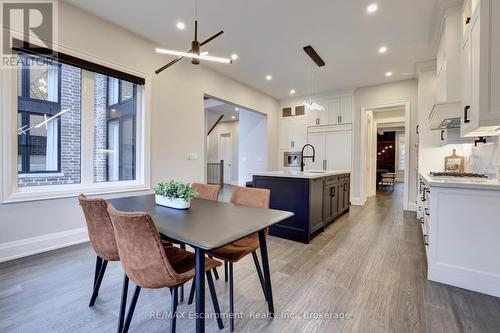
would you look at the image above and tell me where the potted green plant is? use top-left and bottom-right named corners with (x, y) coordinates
top-left (153, 181), bottom-right (198, 210)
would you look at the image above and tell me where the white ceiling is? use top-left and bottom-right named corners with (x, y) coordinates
top-left (204, 99), bottom-right (240, 122)
top-left (65, 0), bottom-right (437, 100)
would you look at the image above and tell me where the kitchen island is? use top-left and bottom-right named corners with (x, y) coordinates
top-left (252, 170), bottom-right (350, 243)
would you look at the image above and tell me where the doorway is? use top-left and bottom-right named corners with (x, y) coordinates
top-left (204, 95), bottom-right (268, 186)
top-left (361, 102), bottom-right (411, 210)
top-left (219, 133), bottom-right (233, 184)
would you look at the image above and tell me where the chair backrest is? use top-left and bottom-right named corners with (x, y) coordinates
top-left (107, 204), bottom-right (181, 288)
top-left (230, 186), bottom-right (270, 209)
top-left (78, 194), bottom-right (119, 261)
top-left (192, 183), bottom-right (220, 201)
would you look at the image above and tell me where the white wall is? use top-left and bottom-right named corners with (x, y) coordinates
top-left (0, 2), bottom-right (279, 261)
top-left (353, 79), bottom-right (419, 208)
top-left (239, 109), bottom-right (268, 185)
top-left (207, 120), bottom-right (240, 183)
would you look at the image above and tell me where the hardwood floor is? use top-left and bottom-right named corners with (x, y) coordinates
top-left (1, 184), bottom-right (499, 332)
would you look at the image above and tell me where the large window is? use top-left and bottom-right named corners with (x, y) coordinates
top-left (8, 51), bottom-right (146, 197)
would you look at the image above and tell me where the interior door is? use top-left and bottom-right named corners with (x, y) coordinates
top-left (219, 133), bottom-right (232, 184)
top-left (325, 131), bottom-right (352, 171)
top-left (305, 132), bottom-right (325, 170)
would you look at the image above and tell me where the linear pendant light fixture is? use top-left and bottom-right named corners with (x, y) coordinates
top-left (155, 48), bottom-right (231, 64)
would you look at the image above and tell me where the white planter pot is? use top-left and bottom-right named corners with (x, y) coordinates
top-left (155, 195), bottom-right (191, 210)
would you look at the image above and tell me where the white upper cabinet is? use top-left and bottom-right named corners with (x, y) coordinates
top-left (461, 0), bottom-right (500, 137)
top-left (306, 95), bottom-right (353, 127)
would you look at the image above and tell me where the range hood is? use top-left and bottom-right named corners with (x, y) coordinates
top-left (428, 100), bottom-right (462, 130)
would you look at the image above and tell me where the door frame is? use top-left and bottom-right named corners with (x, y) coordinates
top-left (360, 100), bottom-right (411, 210)
top-left (218, 132), bottom-right (233, 184)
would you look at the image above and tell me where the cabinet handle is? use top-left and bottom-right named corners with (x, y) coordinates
top-left (465, 16), bottom-right (471, 25)
top-left (419, 181), bottom-right (423, 193)
top-left (464, 106), bottom-right (471, 123)
top-left (344, 183), bottom-right (348, 192)
top-left (316, 118), bottom-right (320, 125)
top-left (339, 115), bottom-right (342, 123)
top-left (323, 160), bottom-right (327, 171)
top-left (330, 187), bottom-right (336, 197)
top-left (416, 125), bottom-right (419, 134)
top-left (440, 130), bottom-right (445, 141)
top-left (425, 208), bottom-right (429, 216)
top-left (421, 188), bottom-right (426, 201)
top-left (423, 234), bottom-right (429, 246)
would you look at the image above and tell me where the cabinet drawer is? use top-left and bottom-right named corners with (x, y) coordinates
top-left (326, 176), bottom-right (339, 184)
top-left (338, 175), bottom-right (345, 180)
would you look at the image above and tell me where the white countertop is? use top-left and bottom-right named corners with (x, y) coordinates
top-left (252, 170), bottom-right (351, 179)
top-left (420, 172), bottom-right (500, 190)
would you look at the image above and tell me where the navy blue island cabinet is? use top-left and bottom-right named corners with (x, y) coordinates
top-left (253, 171), bottom-right (350, 243)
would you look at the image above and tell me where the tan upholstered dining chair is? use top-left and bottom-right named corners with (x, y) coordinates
top-left (78, 194), bottom-right (120, 308)
top-left (206, 186), bottom-right (271, 332)
top-left (107, 204), bottom-right (224, 333)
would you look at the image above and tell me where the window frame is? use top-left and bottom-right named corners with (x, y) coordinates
top-left (0, 48), bottom-right (151, 203)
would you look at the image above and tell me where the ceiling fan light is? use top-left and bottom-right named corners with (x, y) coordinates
top-left (156, 48), bottom-right (232, 64)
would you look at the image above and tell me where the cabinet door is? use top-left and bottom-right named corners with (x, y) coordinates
top-left (325, 131), bottom-right (352, 171)
top-left (469, 9), bottom-right (480, 129)
top-left (342, 180), bottom-right (350, 211)
top-left (461, 26), bottom-right (472, 134)
top-left (340, 96), bottom-right (353, 124)
top-left (323, 184), bottom-right (333, 223)
top-left (328, 97), bottom-right (341, 124)
top-left (306, 108), bottom-right (319, 127)
top-left (306, 133), bottom-right (325, 170)
top-left (306, 102), bottom-right (328, 126)
top-left (336, 183), bottom-right (344, 215)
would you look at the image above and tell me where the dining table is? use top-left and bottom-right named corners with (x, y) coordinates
top-left (108, 194), bottom-right (294, 333)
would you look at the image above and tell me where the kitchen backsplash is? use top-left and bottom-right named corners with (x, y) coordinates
top-left (419, 137), bottom-right (500, 176)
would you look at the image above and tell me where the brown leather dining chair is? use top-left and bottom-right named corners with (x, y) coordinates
top-left (107, 204), bottom-right (224, 333)
top-left (78, 194), bottom-right (120, 307)
top-left (207, 186), bottom-right (271, 332)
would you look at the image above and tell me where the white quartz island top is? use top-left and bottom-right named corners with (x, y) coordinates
top-left (420, 172), bottom-right (500, 190)
top-left (252, 170), bottom-right (351, 179)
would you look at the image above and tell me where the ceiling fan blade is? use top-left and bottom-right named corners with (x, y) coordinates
top-left (200, 31), bottom-right (224, 46)
top-left (155, 49), bottom-right (193, 74)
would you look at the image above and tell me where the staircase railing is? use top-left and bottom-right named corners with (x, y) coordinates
top-left (207, 159), bottom-right (224, 188)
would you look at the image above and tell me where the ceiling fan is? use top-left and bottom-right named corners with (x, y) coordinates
top-left (155, 0), bottom-right (233, 74)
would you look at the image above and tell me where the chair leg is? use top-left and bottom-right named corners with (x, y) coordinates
top-left (208, 255), bottom-right (220, 280)
top-left (179, 244), bottom-right (186, 303)
top-left (251, 251), bottom-right (268, 302)
top-left (187, 280), bottom-right (196, 305)
top-left (89, 259), bottom-right (108, 307)
top-left (206, 271), bottom-right (224, 330)
top-left (224, 261), bottom-right (228, 282)
top-left (229, 262), bottom-right (234, 332)
top-left (169, 286), bottom-right (179, 333)
top-left (117, 274), bottom-right (129, 333)
top-left (121, 285), bottom-right (141, 333)
top-left (94, 256), bottom-right (103, 286)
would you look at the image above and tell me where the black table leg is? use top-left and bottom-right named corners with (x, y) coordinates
top-left (258, 230), bottom-right (274, 317)
top-left (195, 247), bottom-right (205, 333)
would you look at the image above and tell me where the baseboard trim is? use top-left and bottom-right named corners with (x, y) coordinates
top-left (0, 227), bottom-right (89, 263)
top-left (350, 197), bottom-right (366, 206)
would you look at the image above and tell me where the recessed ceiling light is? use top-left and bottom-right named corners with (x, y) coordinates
top-left (235, 107), bottom-right (239, 111)
top-left (231, 54), bottom-right (238, 60)
top-left (266, 75), bottom-right (272, 81)
top-left (378, 46), bottom-right (387, 54)
top-left (385, 71), bottom-right (393, 77)
top-left (367, 3), bottom-right (378, 14)
top-left (290, 89), bottom-right (296, 95)
top-left (231, 116), bottom-right (236, 120)
top-left (176, 21), bottom-right (186, 30)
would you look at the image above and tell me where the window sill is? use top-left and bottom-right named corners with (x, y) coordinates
top-left (1, 182), bottom-right (151, 204)
top-left (18, 172), bottom-right (65, 178)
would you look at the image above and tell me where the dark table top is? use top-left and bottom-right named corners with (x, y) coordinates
top-left (107, 194), bottom-right (294, 250)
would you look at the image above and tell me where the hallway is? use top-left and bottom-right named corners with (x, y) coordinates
top-left (1, 189), bottom-right (499, 332)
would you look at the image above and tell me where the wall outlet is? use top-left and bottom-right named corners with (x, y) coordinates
top-left (187, 153), bottom-right (199, 160)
